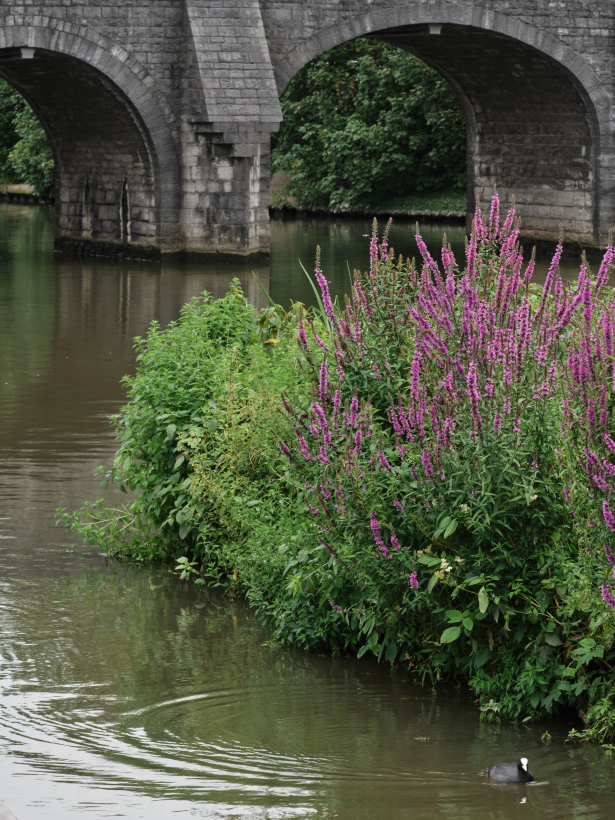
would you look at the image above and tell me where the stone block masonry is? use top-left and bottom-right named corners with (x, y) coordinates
top-left (0, 2), bottom-right (613, 257)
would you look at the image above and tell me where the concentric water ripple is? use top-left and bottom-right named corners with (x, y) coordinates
top-left (1, 574), bottom-right (614, 820)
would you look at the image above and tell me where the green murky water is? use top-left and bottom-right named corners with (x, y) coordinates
top-left (1, 204), bottom-right (613, 819)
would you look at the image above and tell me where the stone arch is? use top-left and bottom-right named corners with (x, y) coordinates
top-left (274, 2), bottom-right (615, 245)
top-left (0, 19), bottom-right (180, 254)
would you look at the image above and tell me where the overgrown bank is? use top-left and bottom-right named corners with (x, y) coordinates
top-left (270, 179), bottom-right (466, 220)
top-left (61, 194), bottom-right (615, 743)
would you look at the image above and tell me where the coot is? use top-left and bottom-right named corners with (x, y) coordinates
top-left (483, 757), bottom-right (534, 783)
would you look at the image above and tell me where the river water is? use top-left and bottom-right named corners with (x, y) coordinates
top-left (0, 204), bottom-right (613, 819)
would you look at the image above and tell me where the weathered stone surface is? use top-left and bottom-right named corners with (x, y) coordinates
top-left (0, 1), bottom-right (612, 255)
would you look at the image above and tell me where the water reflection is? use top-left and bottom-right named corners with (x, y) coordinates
top-left (1, 204), bottom-right (614, 818)
top-left (1, 567), bottom-right (614, 819)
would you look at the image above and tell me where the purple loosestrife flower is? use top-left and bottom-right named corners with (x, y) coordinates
top-left (332, 388), bottom-right (342, 428)
top-left (500, 203), bottom-right (516, 239)
top-left (596, 242), bottom-right (614, 290)
top-left (314, 252), bottom-right (337, 327)
top-left (390, 408), bottom-right (403, 437)
top-left (278, 443), bottom-right (291, 459)
top-left (410, 350), bottom-right (422, 399)
top-left (349, 393), bottom-right (359, 427)
top-left (603, 500), bottom-right (615, 532)
top-left (393, 498), bottom-right (405, 514)
top-left (523, 258), bottom-right (535, 287)
top-left (534, 243), bottom-right (562, 325)
top-left (445, 269), bottom-right (456, 303)
top-left (409, 571), bottom-right (418, 590)
top-left (421, 449), bottom-right (434, 479)
top-left (378, 450), bottom-right (393, 472)
top-left (604, 434), bottom-right (615, 453)
top-left (313, 333), bottom-right (328, 351)
top-left (297, 320), bottom-right (313, 364)
top-left (311, 402), bottom-right (331, 447)
top-left (603, 312), bottom-right (614, 369)
top-left (369, 511), bottom-right (389, 558)
top-left (415, 230), bottom-right (441, 281)
top-left (582, 280), bottom-right (593, 326)
top-left (601, 582), bottom-right (615, 610)
top-left (354, 427), bottom-right (363, 454)
top-left (466, 228), bottom-right (478, 278)
top-left (604, 542), bottom-right (615, 567)
top-left (390, 532), bottom-right (401, 551)
top-left (319, 359), bottom-right (328, 406)
top-left (295, 429), bottom-right (311, 460)
top-left (474, 206), bottom-right (487, 240)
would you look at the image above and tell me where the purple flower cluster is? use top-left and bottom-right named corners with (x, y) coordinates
top-left (280, 189), bottom-right (615, 605)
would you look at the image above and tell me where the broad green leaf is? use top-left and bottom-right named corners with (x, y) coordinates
top-left (440, 626), bottom-right (461, 643)
top-left (443, 519), bottom-right (459, 539)
top-left (446, 610), bottom-right (464, 623)
top-left (578, 638), bottom-right (596, 650)
top-left (474, 646), bottom-right (491, 669)
top-left (418, 555), bottom-right (440, 567)
top-left (427, 574), bottom-right (439, 593)
top-left (478, 586), bottom-right (489, 614)
top-left (385, 640), bottom-right (398, 663)
top-left (544, 633), bottom-right (563, 647)
top-left (297, 549), bottom-right (309, 563)
top-left (462, 617), bottom-right (473, 632)
top-left (166, 424), bottom-right (177, 440)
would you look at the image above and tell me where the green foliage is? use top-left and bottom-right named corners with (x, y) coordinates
top-left (272, 39), bottom-right (466, 210)
top-left (0, 78), bottom-right (54, 194)
top-left (59, 219), bottom-right (615, 741)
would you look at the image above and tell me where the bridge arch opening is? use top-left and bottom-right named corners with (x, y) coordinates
top-left (277, 19), bottom-right (605, 246)
top-left (272, 38), bottom-right (466, 215)
top-left (0, 46), bottom-right (158, 253)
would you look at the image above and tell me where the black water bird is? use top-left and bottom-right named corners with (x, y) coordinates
top-left (482, 757), bottom-right (534, 783)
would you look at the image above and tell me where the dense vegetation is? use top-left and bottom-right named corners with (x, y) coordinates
top-left (271, 39), bottom-right (466, 211)
top-left (61, 193), bottom-right (615, 743)
top-left (0, 79), bottom-right (54, 195)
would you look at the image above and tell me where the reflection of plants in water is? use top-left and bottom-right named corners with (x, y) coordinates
top-left (0, 205), bottom-right (55, 399)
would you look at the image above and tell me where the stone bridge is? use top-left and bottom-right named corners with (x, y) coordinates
top-left (0, 1), bottom-right (613, 259)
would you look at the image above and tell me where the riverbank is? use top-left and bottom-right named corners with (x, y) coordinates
top-left (270, 171), bottom-right (465, 221)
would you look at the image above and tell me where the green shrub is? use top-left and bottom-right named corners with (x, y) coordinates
top-left (0, 79), bottom-right (54, 194)
top-left (272, 39), bottom-right (465, 210)
top-left (61, 198), bottom-right (615, 739)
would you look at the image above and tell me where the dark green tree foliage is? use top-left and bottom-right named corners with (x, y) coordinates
top-left (272, 39), bottom-right (466, 210)
top-left (0, 78), bottom-right (54, 195)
